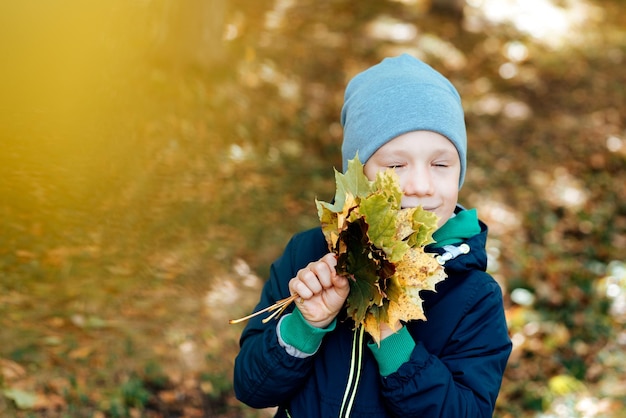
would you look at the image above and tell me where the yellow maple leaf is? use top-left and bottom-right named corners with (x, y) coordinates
top-left (394, 208), bottom-right (416, 241)
top-left (367, 247), bottom-right (446, 344)
top-left (395, 247), bottom-right (446, 291)
top-left (337, 193), bottom-right (358, 232)
top-left (318, 192), bottom-right (359, 251)
top-left (387, 286), bottom-right (426, 326)
top-left (363, 313), bottom-right (382, 345)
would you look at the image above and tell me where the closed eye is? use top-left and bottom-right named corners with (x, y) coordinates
top-left (433, 159), bottom-right (453, 168)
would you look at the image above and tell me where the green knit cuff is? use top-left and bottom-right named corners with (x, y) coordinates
top-left (280, 308), bottom-right (336, 355)
top-left (367, 326), bottom-right (415, 376)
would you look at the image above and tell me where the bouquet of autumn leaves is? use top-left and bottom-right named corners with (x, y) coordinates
top-left (231, 156), bottom-right (446, 344)
top-left (316, 156), bottom-right (446, 343)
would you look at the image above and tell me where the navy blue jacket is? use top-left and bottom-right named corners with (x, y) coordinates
top-left (234, 220), bottom-right (511, 417)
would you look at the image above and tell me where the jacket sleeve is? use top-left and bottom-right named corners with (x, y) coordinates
top-left (233, 232), bottom-right (326, 408)
top-left (380, 277), bottom-right (512, 417)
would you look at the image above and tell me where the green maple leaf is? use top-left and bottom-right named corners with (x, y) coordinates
top-left (372, 168), bottom-right (403, 208)
top-left (316, 156), bottom-right (372, 248)
top-left (360, 193), bottom-right (409, 263)
top-left (407, 208), bottom-right (439, 247)
top-left (326, 155), bottom-right (373, 213)
top-left (340, 155), bottom-right (374, 198)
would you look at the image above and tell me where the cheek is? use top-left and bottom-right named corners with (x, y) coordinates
top-left (437, 171), bottom-right (461, 196)
top-left (438, 186), bottom-right (459, 222)
top-left (437, 204), bottom-right (456, 224)
top-left (442, 187), bottom-right (459, 207)
top-left (362, 164), bottom-right (378, 182)
top-left (395, 173), bottom-right (408, 189)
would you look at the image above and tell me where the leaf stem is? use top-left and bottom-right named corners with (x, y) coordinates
top-left (229, 294), bottom-right (299, 324)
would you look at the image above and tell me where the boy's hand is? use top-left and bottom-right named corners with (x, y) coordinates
top-left (378, 321), bottom-right (403, 340)
top-left (289, 253), bottom-right (350, 329)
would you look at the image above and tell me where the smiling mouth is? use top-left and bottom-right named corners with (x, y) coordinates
top-left (402, 205), bottom-right (437, 211)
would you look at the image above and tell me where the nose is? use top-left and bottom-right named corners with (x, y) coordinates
top-left (402, 166), bottom-right (434, 197)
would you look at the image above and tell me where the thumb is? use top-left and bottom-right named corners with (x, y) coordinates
top-left (332, 268), bottom-right (350, 294)
top-left (322, 253), bottom-right (349, 294)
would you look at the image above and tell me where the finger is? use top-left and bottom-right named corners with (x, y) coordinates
top-left (298, 267), bottom-right (324, 295)
top-left (310, 261), bottom-right (333, 289)
top-left (289, 277), bottom-right (313, 299)
top-left (315, 253), bottom-right (339, 288)
top-left (321, 252), bottom-right (337, 268)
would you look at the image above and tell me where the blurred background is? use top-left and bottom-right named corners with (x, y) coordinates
top-left (0, 0), bottom-right (625, 417)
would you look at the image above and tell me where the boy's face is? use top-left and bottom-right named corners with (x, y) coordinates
top-left (363, 130), bottom-right (461, 227)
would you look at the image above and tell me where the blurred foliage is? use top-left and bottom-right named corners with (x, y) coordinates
top-left (0, 0), bottom-right (625, 417)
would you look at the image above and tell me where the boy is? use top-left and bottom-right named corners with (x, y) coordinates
top-left (233, 54), bottom-right (512, 417)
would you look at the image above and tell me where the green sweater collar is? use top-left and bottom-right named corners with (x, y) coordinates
top-left (432, 208), bottom-right (480, 248)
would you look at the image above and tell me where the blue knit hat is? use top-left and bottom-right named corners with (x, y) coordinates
top-left (341, 54), bottom-right (467, 188)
